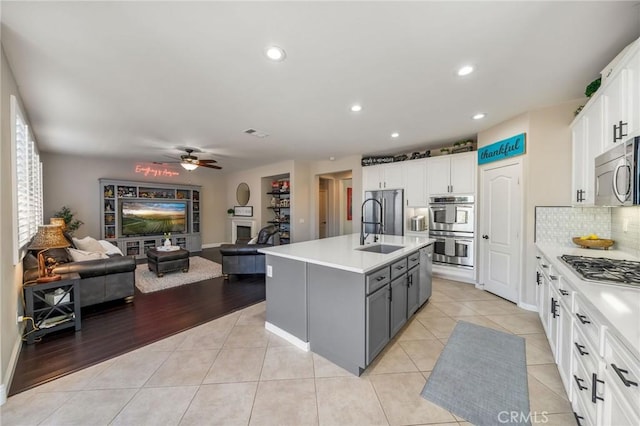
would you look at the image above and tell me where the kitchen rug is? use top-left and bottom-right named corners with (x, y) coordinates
top-left (135, 256), bottom-right (222, 293)
top-left (420, 321), bottom-right (530, 426)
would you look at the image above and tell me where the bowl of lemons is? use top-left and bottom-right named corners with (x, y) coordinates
top-left (572, 234), bottom-right (614, 250)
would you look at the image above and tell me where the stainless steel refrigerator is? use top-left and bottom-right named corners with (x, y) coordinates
top-left (363, 189), bottom-right (404, 236)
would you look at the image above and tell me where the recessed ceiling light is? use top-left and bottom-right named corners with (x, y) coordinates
top-left (391, 132), bottom-right (400, 138)
top-left (457, 65), bottom-right (474, 76)
top-left (472, 113), bottom-right (486, 120)
top-left (329, 156), bottom-right (336, 161)
top-left (350, 104), bottom-right (362, 112)
top-left (265, 45), bottom-right (286, 62)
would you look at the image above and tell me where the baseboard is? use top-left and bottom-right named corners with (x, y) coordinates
top-left (518, 302), bottom-right (537, 312)
top-left (265, 322), bottom-right (310, 352)
top-left (1, 328), bottom-right (23, 406)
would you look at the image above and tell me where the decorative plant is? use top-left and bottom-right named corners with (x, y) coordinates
top-left (52, 206), bottom-right (84, 235)
top-left (227, 208), bottom-right (234, 216)
top-left (585, 77), bottom-right (601, 98)
top-left (440, 147), bottom-right (451, 154)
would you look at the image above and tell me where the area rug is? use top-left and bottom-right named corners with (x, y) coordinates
top-left (135, 256), bottom-right (223, 293)
top-left (420, 321), bottom-right (530, 426)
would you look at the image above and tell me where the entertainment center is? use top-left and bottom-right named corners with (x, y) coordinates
top-left (99, 179), bottom-right (202, 258)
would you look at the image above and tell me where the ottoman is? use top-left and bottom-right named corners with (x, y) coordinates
top-left (147, 248), bottom-right (190, 277)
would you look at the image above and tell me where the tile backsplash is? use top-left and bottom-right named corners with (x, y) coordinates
top-left (536, 205), bottom-right (640, 257)
top-left (611, 206), bottom-right (640, 257)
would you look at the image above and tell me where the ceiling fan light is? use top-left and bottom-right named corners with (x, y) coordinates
top-left (181, 162), bottom-right (198, 171)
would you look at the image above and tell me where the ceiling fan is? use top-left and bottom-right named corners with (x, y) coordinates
top-left (155, 148), bottom-right (222, 171)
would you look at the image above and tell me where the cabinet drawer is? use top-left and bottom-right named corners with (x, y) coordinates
top-left (366, 266), bottom-right (390, 295)
top-left (603, 331), bottom-right (640, 414)
top-left (407, 251), bottom-right (420, 270)
top-left (573, 322), bottom-right (599, 374)
top-left (573, 294), bottom-right (603, 355)
top-left (572, 351), bottom-right (598, 426)
top-left (390, 258), bottom-right (408, 280)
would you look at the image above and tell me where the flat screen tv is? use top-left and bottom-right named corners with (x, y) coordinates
top-left (120, 200), bottom-right (187, 237)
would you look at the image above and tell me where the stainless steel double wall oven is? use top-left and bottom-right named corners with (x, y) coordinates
top-left (428, 195), bottom-right (474, 268)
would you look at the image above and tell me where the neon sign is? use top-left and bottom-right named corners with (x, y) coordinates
top-left (134, 164), bottom-right (180, 177)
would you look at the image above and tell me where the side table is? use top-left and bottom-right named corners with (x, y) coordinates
top-left (23, 273), bottom-right (82, 344)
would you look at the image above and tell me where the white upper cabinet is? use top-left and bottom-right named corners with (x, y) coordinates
top-left (450, 152), bottom-right (477, 194)
top-left (404, 159), bottom-right (427, 207)
top-left (602, 67), bottom-right (634, 151)
top-left (571, 96), bottom-right (605, 206)
top-left (363, 163), bottom-right (404, 190)
top-left (427, 151), bottom-right (476, 196)
top-left (571, 38), bottom-right (639, 204)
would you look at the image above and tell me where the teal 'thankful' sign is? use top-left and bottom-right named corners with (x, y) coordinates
top-left (477, 133), bottom-right (526, 165)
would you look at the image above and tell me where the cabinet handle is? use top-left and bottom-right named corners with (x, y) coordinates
top-left (574, 375), bottom-right (588, 391)
top-left (551, 298), bottom-right (558, 318)
top-left (576, 313), bottom-right (591, 324)
top-left (541, 264), bottom-right (548, 268)
top-left (591, 373), bottom-right (604, 403)
top-left (574, 342), bottom-right (589, 356)
top-left (536, 271), bottom-right (541, 286)
top-left (611, 363), bottom-right (639, 387)
top-left (549, 275), bottom-right (558, 281)
top-left (560, 289), bottom-right (569, 296)
top-left (409, 257), bottom-right (418, 262)
top-left (395, 265), bottom-right (404, 270)
top-left (536, 256), bottom-right (541, 260)
top-left (573, 412), bottom-right (585, 426)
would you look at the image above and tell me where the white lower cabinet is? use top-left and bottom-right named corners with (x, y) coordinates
top-left (601, 331), bottom-right (640, 425)
top-left (535, 248), bottom-right (640, 426)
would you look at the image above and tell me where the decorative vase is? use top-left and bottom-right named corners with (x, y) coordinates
top-left (163, 238), bottom-right (171, 247)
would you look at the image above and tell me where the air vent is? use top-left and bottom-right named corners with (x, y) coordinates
top-left (243, 128), bottom-right (269, 138)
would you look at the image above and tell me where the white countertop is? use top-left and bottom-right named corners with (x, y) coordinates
top-left (259, 234), bottom-right (434, 274)
top-left (536, 243), bottom-right (640, 359)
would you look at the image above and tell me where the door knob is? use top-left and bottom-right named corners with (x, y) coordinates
top-left (482, 235), bottom-right (489, 239)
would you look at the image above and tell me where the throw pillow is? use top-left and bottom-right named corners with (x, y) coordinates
top-left (98, 240), bottom-right (124, 255)
top-left (67, 248), bottom-right (109, 262)
top-left (247, 236), bottom-right (259, 245)
top-left (73, 236), bottom-right (107, 253)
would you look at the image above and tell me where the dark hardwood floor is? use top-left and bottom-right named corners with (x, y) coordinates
top-left (9, 248), bottom-right (265, 396)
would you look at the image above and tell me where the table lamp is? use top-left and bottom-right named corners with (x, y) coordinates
top-left (49, 217), bottom-right (67, 231)
top-left (28, 224), bottom-right (71, 283)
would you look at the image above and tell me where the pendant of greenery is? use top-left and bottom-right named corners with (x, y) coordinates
top-left (52, 206), bottom-right (84, 235)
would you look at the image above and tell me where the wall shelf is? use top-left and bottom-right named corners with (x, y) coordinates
top-left (99, 179), bottom-right (202, 258)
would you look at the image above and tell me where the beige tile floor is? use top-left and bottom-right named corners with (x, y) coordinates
top-left (1, 278), bottom-right (575, 425)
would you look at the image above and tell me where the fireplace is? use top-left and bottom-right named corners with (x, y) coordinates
top-left (231, 219), bottom-right (257, 243)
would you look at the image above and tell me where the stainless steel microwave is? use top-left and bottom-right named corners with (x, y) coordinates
top-left (595, 137), bottom-right (639, 206)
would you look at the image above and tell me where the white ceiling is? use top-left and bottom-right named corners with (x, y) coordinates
top-left (2, 1), bottom-right (640, 172)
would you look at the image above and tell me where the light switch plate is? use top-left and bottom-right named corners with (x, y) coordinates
top-left (267, 265), bottom-right (273, 277)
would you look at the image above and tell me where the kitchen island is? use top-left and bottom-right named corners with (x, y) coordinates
top-left (259, 233), bottom-right (434, 375)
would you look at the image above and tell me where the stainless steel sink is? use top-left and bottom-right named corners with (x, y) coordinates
top-left (355, 244), bottom-right (404, 254)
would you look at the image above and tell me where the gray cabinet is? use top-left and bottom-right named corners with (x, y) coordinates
top-left (407, 264), bottom-right (420, 317)
top-left (366, 283), bottom-right (390, 364)
top-left (99, 179), bottom-right (202, 258)
top-left (390, 274), bottom-right (408, 337)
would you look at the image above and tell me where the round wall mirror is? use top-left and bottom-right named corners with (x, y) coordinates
top-left (236, 182), bottom-right (250, 206)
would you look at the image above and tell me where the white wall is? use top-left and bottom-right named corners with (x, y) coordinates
top-left (225, 155), bottom-right (361, 243)
top-left (41, 154), bottom-right (228, 246)
top-left (0, 47), bottom-right (30, 404)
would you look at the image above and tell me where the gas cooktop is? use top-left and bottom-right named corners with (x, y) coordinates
top-left (560, 255), bottom-right (640, 288)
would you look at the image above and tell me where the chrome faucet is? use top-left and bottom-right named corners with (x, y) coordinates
top-left (361, 198), bottom-right (383, 245)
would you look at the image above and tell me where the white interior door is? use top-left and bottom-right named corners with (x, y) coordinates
top-left (480, 161), bottom-right (522, 303)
